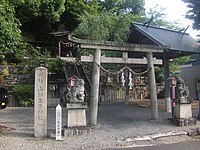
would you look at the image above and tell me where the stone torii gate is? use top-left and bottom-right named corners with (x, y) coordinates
top-left (61, 35), bottom-right (168, 126)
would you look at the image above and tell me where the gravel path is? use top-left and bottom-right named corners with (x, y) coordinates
top-left (0, 103), bottom-right (199, 150)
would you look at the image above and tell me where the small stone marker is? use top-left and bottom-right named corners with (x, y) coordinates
top-left (34, 67), bottom-right (48, 138)
top-left (56, 104), bottom-right (62, 140)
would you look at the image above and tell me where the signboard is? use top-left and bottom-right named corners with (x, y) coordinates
top-left (56, 104), bottom-right (62, 140)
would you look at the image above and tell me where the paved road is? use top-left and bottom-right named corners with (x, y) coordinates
top-left (0, 103), bottom-right (200, 149)
top-left (111, 140), bottom-right (200, 150)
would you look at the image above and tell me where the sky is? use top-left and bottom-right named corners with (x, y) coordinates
top-left (145, 0), bottom-right (199, 39)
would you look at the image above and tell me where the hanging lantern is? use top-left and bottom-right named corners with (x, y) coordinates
top-left (121, 71), bottom-right (125, 86)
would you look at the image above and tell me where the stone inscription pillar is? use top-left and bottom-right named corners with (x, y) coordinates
top-left (34, 67), bottom-right (48, 138)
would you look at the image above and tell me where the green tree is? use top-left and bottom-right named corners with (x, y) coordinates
top-left (73, 3), bottom-right (180, 43)
top-left (63, 0), bottom-right (145, 31)
top-left (0, 0), bottom-right (67, 64)
top-left (0, 0), bottom-right (23, 58)
top-left (14, 0), bottom-right (99, 41)
top-left (15, 0), bottom-right (66, 23)
top-left (73, 3), bottom-right (191, 75)
top-left (146, 5), bottom-right (181, 30)
top-left (170, 56), bottom-right (191, 74)
top-left (99, 0), bottom-right (145, 15)
top-left (72, 13), bottom-right (145, 57)
top-left (15, 45), bottom-right (51, 74)
top-left (13, 84), bottom-right (34, 107)
top-left (15, 0), bottom-right (66, 41)
top-left (62, 0), bottom-right (100, 31)
top-left (182, 0), bottom-right (200, 30)
top-left (73, 13), bottom-right (145, 42)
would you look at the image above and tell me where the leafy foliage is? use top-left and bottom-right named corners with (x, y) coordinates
top-left (15, 0), bottom-right (66, 23)
top-left (99, 0), bottom-right (145, 15)
top-left (0, 0), bottom-right (67, 64)
top-left (16, 0), bottom-right (66, 41)
top-left (13, 84), bottom-right (34, 107)
top-left (15, 46), bottom-right (51, 74)
top-left (0, 0), bottom-right (23, 54)
top-left (72, 12), bottom-right (145, 56)
top-left (73, 13), bottom-right (145, 42)
top-left (47, 58), bottom-right (67, 73)
top-left (155, 66), bottom-right (164, 83)
top-left (146, 5), bottom-right (181, 30)
top-left (182, 0), bottom-right (200, 30)
top-left (58, 0), bottom-right (100, 31)
top-left (0, 0), bottom-right (191, 77)
top-left (170, 56), bottom-right (191, 74)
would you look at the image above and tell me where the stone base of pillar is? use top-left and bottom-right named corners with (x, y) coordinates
top-left (170, 118), bottom-right (197, 126)
top-left (170, 103), bottom-right (196, 126)
top-left (125, 95), bottom-right (129, 105)
top-left (165, 97), bottom-right (172, 112)
top-left (63, 126), bottom-right (90, 137)
top-left (175, 103), bottom-right (192, 118)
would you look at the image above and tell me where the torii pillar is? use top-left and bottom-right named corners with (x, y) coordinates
top-left (89, 48), bottom-right (101, 126)
top-left (146, 52), bottom-right (158, 120)
top-left (164, 50), bottom-right (172, 112)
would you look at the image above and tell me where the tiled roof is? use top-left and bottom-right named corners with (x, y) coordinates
top-left (127, 22), bottom-right (200, 54)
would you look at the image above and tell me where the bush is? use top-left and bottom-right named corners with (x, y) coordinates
top-left (13, 84), bottom-right (34, 107)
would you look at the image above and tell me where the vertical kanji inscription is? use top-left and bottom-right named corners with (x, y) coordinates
top-left (34, 67), bottom-right (48, 138)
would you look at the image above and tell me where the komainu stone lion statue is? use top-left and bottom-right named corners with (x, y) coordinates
top-left (175, 77), bottom-right (191, 103)
top-left (66, 79), bottom-right (85, 103)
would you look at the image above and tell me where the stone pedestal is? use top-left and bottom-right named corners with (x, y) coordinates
top-left (172, 103), bottom-right (197, 126)
top-left (66, 103), bottom-right (87, 127)
top-left (175, 103), bottom-right (192, 119)
top-left (63, 103), bottom-right (89, 137)
top-left (170, 118), bottom-right (197, 126)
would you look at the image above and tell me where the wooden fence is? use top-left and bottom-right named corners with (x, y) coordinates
top-left (103, 86), bottom-right (148, 103)
top-left (102, 84), bottom-right (164, 103)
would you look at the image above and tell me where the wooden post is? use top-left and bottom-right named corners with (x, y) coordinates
top-left (58, 41), bottom-right (61, 56)
top-left (163, 50), bottom-right (171, 112)
top-left (146, 52), bottom-right (158, 120)
top-left (89, 48), bottom-right (101, 126)
top-left (123, 52), bottom-right (129, 104)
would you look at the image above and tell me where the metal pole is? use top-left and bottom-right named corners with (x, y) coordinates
top-left (163, 50), bottom-right (172, 112)
top-left (89, 48), bottom-right (101, 126)
top-left (146, 52), bottom-right (158, 120)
